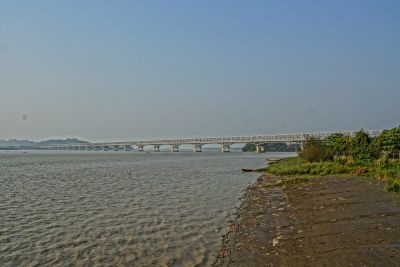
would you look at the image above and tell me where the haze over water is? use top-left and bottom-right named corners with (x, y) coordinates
top-left (0, 151), bottom-right (294, 266)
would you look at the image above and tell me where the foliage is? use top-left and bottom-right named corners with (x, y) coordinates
top-left (374, 127), bottom-right (400, 154)
top-left (299, 137), bottom-right (334, 162)
top-left (258, 127), bottom-right (400, 192)
top-left (368, 158), bottom-right (400, 192)
top-left (327, 127), bottom-right (400, 161)
top-left (326, 133), bottom-right (352, 155)
top-left (349, 130), bottom-right (378, 162)
top-left (242, 143), bottom-right (300, 152)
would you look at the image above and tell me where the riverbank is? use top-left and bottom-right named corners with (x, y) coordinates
top-left (214, 173), bottom-right (400, 266)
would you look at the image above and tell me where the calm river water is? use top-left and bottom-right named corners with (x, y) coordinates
top-left (0, 151), bottom-right (293, 266)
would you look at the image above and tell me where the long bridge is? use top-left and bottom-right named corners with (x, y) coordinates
top-left (46, 130), bottom-right (381, 153)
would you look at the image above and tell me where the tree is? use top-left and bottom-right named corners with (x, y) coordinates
top-left (326, 133), bottom-right (352, 155)
top-left (349, 130), bottom-right (377, 162)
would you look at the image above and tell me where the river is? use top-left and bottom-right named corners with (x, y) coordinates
top-left (0, 151), bottom-right (294, 266)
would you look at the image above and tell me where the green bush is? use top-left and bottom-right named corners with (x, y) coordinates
top-left (299, 137), bottom-right (334, 162)
top-left (349, 130), bottom-right (378, 162)
top-left (326, 133), bottom-right (352, 155)
top-left (374, 127), bottom-right (400, 157)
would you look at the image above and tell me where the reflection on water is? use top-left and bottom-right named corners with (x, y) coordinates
top-left (0, 151), bottom-right (293, 266)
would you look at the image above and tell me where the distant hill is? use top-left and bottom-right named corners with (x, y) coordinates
top-left (0, 138), bottom-right (88, 149)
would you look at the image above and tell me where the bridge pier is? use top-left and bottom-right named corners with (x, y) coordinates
top-left (137, 145), bottom-right (144, 152)
top-left (153, 145), bottom-right (160, 152)
top-left (256, 144), bottom-right (264, 153)
top-left (103, 146), bottom-right (109, 151)
top-left (221, 144), bottom-right (230, 153)
top-left (171, 145), bottom-right (179, 152)
top-left (113, 145), bottom-right (119, 151)
top-left (124, 145), bottom-right (131, 151)
top-left (194, 144), bottom-right (202, 152)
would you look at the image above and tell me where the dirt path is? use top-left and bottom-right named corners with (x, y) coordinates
top-left (214, 175), bottom-right (400, 266)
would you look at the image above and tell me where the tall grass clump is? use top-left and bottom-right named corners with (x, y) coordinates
top-left (265, 157), bottom-right (353, 177)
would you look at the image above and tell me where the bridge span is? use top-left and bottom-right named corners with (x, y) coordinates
top-left (45, 130), bottom-right (381, 153)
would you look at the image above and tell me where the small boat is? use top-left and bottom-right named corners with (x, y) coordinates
top-left (242, 168), bottom-right (256, 172)
top-left (266, 158), bottom-right (279, 163)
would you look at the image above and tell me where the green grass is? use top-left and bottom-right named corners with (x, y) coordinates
top-left (260, 157), bottom-right (354, 176)
top-left (259, 157), bottom-right (400, 192)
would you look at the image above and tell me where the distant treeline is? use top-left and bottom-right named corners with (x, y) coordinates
top-left (0, 138), bottom-right (88, 150)
top-left (242, 143), bottom-right (300, 152)
top-left (0, 146), bottom-right (47, 150)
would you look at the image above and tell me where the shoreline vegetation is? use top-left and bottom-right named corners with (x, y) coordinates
top-left (214, 127), bottom-right (400, 266)
top-left (260, 127), bottom-right (400, 192)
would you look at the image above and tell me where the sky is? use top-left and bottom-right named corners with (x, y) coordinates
top-left (0, 1), bottom-right (399, 142)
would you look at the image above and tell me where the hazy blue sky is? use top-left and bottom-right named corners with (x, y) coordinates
top-left (1, 1), bottom-right (399, 141)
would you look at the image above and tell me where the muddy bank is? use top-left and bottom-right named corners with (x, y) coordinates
top-left (214, 175), bottom-right (400, 266)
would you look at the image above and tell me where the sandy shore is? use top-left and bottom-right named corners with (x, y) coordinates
top-left (214, 174), bottom-right (400, 266)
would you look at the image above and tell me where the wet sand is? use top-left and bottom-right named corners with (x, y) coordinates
top-left (214, 175), bottom-right (400, 266)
